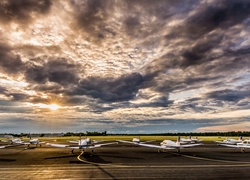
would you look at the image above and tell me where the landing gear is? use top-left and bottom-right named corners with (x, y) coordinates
top-left (158, 149), bottom-right (162, 153)
top-left (241, 148), bottom-right (245, 153)
top-left (71, 149), bottom-right (74, 154)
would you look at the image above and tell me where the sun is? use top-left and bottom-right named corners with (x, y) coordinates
top-left (35, 103), bottom-right (61, 110)
top-left (47, 104), bottom-right (61, 110)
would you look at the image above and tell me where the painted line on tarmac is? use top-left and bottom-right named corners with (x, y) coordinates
top-left (170, 152), bottom-right (250, 164)
top-left (77, 151), bottom-right (133, 167)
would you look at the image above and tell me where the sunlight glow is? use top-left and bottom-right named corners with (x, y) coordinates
top-left (36, 103), bottom-right (61, 110)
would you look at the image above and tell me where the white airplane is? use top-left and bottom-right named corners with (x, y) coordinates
top-left (136, 136), bottom-right (202, 153)
top-left (22, 135), bottom-right (46, 147)
top-left (117, 136), bottom-right (155, 145)
top-left (46, 136), bottom-right (118, 153)
top-left (181, 136), bottom-right (203, 143)
top-left (218, 140), bottom-right (250, 152)
top-left (215, 136), bottom-right (243, 145)
top-left (0, 135), bottom-right (24, 144)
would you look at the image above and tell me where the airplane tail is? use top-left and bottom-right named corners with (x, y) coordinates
top-left (79, 133), bottom-right (82, 146)
top-left (177, 136), bottom-right (181, 146)
top-left (239, 136), bottom-right (243, 141)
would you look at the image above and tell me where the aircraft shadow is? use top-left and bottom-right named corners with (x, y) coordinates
top-left (0, 158), bottom-right (16, 162)
top-left (82, 154), bottom-right (112, 164)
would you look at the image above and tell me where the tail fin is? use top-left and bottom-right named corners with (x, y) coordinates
top-left (189, 135), bottom-right (192, 140)
top-left (239, 136), bottom-right (243, 141)
top-left (79, 133), bottom-right (82, 146)
top-left (177, 136), bottom-right (181, 146)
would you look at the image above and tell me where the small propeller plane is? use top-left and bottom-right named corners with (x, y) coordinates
top-left (0, 134), bottom-right (45, 148)
top-left (117, 136), bottom-right (155, 145)
top-left (218, 140), bottom-right (250, 152)
top-left (136, 136), bottom-right (202, 153)
top-left (46, 135), bottom-right (118, 153)
top-left (181, 136), bottom-right (203, 143)
top-left (215, 136), bottom-right (243, 145)
top-left (22, 134), bottom-right (46, 147)
top-left (0, 135), bottom-right (24, 144)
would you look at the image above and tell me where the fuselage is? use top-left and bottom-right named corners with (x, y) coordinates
top-left (132, 138), bottom-right (140, 143)
top-left (160, 140), bottom-right (180, 147)
top-left (30, 139), bottom-right (39, 144)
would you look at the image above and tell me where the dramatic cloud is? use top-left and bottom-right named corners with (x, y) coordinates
top-left (0, 0), bottom-right (52, 24)
top-left (0, 0), bottom-right (250, 133)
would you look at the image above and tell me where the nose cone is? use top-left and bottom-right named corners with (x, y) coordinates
top-left (133, 138), bottom-right (140, 143)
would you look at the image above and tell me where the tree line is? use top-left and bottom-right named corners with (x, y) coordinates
top-left (1, 131), bottom-right (250, 137)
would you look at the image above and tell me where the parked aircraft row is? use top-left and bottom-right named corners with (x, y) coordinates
top-left (1, 136), bottom-right (250, 153)
top-left (117, 136), bottom-right (202, 153)
top-left (0, 135), bottom-right (45, 147)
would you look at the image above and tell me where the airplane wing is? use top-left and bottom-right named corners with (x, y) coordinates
top-left (218, 144), bottom-right (238, 148)
top-left (214, 141), bottom-right (237, 145)
top-left (39, 142), bottom-right (46, 144)
top-left (93, 140), bottom-right (106, 144)
top-left (117, 140), bottom-right (137, 144)
top-left (179, 143), bottom-right (202, 148)
top-left (47, 143), bottom-right (82, 149)
top-left (0, 144), bottom-right (24, 148)
top-left (141, 140), bottom-right (156, 144)
top-left (68, 140), bottom-right (79, 144)
top-left (46, 143), bottom-right (70, 148)
top-left (219, 144), bottom-right (250, 149)
top-left (93, 142), bottom-right (118, 148)
top-left (137, 143), bottom-right (176, 150)
top-left (1, 140), bottom-right (10, 143)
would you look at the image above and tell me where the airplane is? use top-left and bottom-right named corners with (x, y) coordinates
top-left (117, 136), bottom-right (155, 145)
top-left (46, 135), bottom-right (118, 153)
top-left (136, 136), bottom-right (203, 153)
top-left (0, 135), bottom-right (24, 144)
top-left (181, 136), bottom-right (203, 143)
top-left (214, 136), bottom-right (243, 145)
top-left (218, 140), bottom-right (250, 152)
top-left (22, 134), bottom-right (46, 147)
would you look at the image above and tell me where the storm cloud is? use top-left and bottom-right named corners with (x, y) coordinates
top-left (0, 0), bottom-right (250, 133)
top-left (0, 0), bottom-right (52, 24)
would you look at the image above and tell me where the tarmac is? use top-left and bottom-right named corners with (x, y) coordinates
top-left (0, 141), bottom-right (250, 179)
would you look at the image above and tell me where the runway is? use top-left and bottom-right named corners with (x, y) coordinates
top-left (0, 142), bottom-right (250, 179)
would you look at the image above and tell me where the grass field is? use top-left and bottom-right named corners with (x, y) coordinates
top-left (0, 136), bottom-right (244, 143)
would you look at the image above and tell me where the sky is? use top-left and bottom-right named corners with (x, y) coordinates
top-left (0, 0), bottom-right (250, 134)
